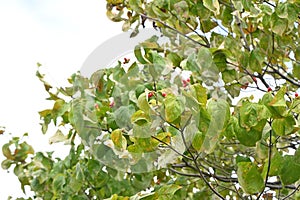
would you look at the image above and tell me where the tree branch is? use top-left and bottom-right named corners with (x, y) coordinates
top-left (282, 184), bottom-right (300, 200)
top-left (264, 62), bottom-right (300, 87)
top-left (177, 125), bottom-right (226, 199)
top-left (170, 167), bottom-right (297, 190)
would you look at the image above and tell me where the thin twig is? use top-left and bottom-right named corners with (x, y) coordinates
top-left (167, 8), bottom-right (210, 47)
top-left (177, 124), bottom-right (226, 199)
top-left (233, 9), bottom-right (250, 51)
top-left (139, 13), bottom-right (210, 48)
top-left (282, 184), bottom-right (300, 200)
top-left (265, 62), bottom-right (300, 87)
top-left (257, 130), bottom-right (273, 199)
top-left (170, 166), bottom-right (297, 190)
top-left (263, 0), bottom-right (276, 8)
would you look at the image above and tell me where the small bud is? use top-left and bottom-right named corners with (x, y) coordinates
top-left (162, 92), bottom-right (167, 97)
top-left (94, 103), bottom-right (99, 109)
top-left (267, 87), bottom-right (272, 92)
top-left (241, 82), bottom-right (249, 90)
top-left (109, 101), bottom-right (115, 108)
top-left (295, 93), bottom-right (299, 98)
top-left (252, 77), bottom-right (257, 83)
top-left (123, 57), bottom-right (130, 64)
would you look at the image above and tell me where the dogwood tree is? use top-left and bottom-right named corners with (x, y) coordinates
top-left (2, 0), bottom-right (300, 199)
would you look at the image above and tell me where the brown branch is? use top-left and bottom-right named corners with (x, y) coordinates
top-left (170, 167), bottom-right (297, 190)
top-left (176, 120), bottom-right (226, 199)
top-left (264, 62), bottom-right (300, 87)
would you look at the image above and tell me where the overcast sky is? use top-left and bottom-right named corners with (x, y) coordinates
top-left (0, 0), bottom-right (122, 198)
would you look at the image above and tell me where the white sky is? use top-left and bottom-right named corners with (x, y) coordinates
top-left (0, 0), bottom-right (122, 198)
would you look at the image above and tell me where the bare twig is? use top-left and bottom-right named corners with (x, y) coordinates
top-left (233, 11), bottom-right (250, 51)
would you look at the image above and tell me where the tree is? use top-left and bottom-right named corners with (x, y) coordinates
top-left (2, 0), bottom-right (300, 199)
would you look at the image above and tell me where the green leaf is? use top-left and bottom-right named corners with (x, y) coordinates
top-left (164, 95), bottom-right (184, 123)
top-left (122, 20), bottom-right (131, 32)
top-left (249, 49), bottom-right (264, 73)
top-left (131, 110), bottom-right (150, 126)
top-left (261, 92), bottom-right (286, 118)
top-left (200, 19), bottom-right (218, 33)
top-left (276, 2), bottom-right (288, 19)
top-left (268, 86), bottom-right (287, 107)
top-left (111, 129), bottom-right (127, 150)
top-left (114, 105), bottom-right (135, 128)
top-left (167, 52), bottom-right (181, 67)
top-left (137, 93), bottom-right (151, 113)
top-left (1, 159), bottom-right (13, 170)
top-left (203, 0), bottom-right (220, 15)
top-left (52, 174), bottom-right (66, 193)
top-left (192, 131), bottom-right (204, 151)
top-left (239, 102), bottom-right (270, 130)
top-left (270, 13), bottom-right (288, 36)
top-left (295, 46), bottom-right (300, 61)
top-left (262, 150), bottom-right (283, 177)
top-left (134, 46), bottom-right (148, 64)
top-left (197, 48), bottom-right (219, 84)
top-left (201, 99), bottom-right (230, 154)
top-left (237, 162), bottom-right (264, 194)
top-left (272, 115), bottom-right (296, 136)
top-left (280, 155), bottom-right (300, 185)
top-left (2, 143), bottom-right (12, 159)
top-left (49, 129), bottom-right (67, 144)
top-left (234, 118), bottom-right (264, 147)
top-left (236, 155), bottom-right (251, 163)
top-left (190, 83), bottom-right (207, 106)
top-left (154, 184), bottom-right (182, 200)
top-left (213, 50), bottom-right (227, 72)
top-left (128, 0), bottom-right (143, 12)
top-left (293, 62), bottom-right (300, 80)
top-left (197, 47), bottom-right (214, 69)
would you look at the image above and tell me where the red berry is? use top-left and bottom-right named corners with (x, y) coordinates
top-left (241, 82), bottom-right (249, 90)
top-left (295, 93), bottom-right (299, 98)
top-left (267, 87), bottom-right (272, 92)
top-left (109, 101), bottom-right (114, 108)
top-left (182, 80), bottom-right (188, 87)
top-left (186, 78), bottom-right (190, 82)
top-left (162, 92), bottom-right (167, 97)
top-left (148, 92), bottom-right (154, 98)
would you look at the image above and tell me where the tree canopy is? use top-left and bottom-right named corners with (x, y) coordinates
top-left (2, 0), bottom-right (300, 199)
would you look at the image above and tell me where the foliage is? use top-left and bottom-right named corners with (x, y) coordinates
top-left (3, 0), bottom-right (300, 199)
